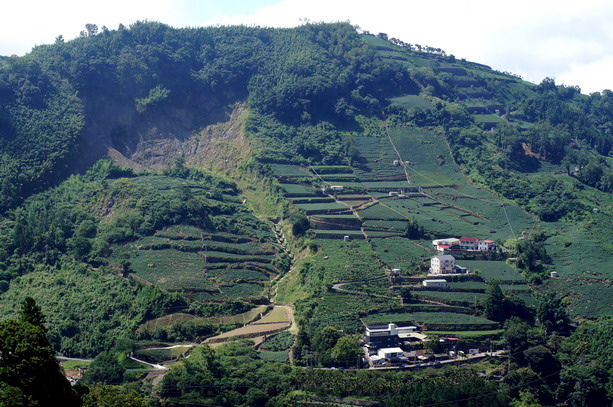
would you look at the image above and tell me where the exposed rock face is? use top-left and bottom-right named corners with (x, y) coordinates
top-left (183, 104), bottom-right (252, 172)
top-left (75, 92), bottom-right (250, 171)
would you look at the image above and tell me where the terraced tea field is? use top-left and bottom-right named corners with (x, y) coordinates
top-left (370, 238), bottom-right (434, 269)
top-left (309, 292), bottom-right (399, 334)
top-left (259, 351), bottom-right (289, 363)
top-left (384, 127), bottom-right (535, 239)
top-left (412, 290), bottom-right (485, 306)
top-left (267, 112), bottom-right (542, 336)
top-left (362, 220), bottom-right (408, 232)
top-left (358, 203), bottom-right (406, 220)
top-left (111, 225), bottom-right (282, 300)
top-left (389, 127), bottom-right (465, 186)
top-left (352, 136), bottom-right (406, 180)
top-left (293, 201), bottom-right (350, 215)
top-left (457, 260), bottom-right (524, 283)
top-left (312, 229), bottom-right (365, 239)
top-left (362, 311), bottom-right (499, 330)
top-left (280, 183), bottom-right (318, 196)
top-left (309, 239), bottom-right (388, 282)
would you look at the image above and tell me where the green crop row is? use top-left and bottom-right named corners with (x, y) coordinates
top-left (260, 331), bottom-right (295, 351)
top-left (258, 351), bottom-right (289, 363)
top-left (363, 311), bottom-right (497, 327)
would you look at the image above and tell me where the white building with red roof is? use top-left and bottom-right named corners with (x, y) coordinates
top-left (459, 236), bottom-right (479, 251)
top-left (432, 238), bottom-right (460, 252)
top-left (433, 237), bottom-right (496, 253)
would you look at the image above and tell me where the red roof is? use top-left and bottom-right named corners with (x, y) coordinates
top-left (460, 236), bottom-right (478, 242)
top-left (438, 244), bottom-right (451, 248)
top-left (482, 240), bottom-right (495, 243)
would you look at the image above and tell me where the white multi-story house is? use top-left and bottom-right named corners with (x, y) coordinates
top-left (430, 255), bottom-right (455, 274)
top-left (478, 239), bottom-right (496, 251)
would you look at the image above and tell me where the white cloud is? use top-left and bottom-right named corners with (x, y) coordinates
top-left (0, 0), bottom-right (181, 56)
top-left (558, 56), bottom-right (613, 93)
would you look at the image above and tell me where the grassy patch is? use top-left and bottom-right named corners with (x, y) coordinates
top-left (309, 165), bottom-right (354, 174)
top-left (280, 183), bottom-right (317, 196)
top-left (207, 268), bottom-right (269, 281)
top-left (294, 202), bottom-right (349, 212)
top-left (268, 164), bottom-right (310, 177)
top-left (259, 307), bottom-right (290, 323)
top-left (447, 281), bottom-right (487, 291)
top-left (202, 306), bottom-right (268, 325)
top-left (310, 239), bottom-right (388, 282)
top-left (259, 351), bottom-right (289, 363)
top-left (473, 114), bottom-right (503, 124)
top-left (425, 330), bottom-right (504, 338)
top-left (134, 348), bottom-right (174, 363)
top-left (390, 127), bottom-right (465, 186)
top-left (61, 360), bottom-right (92, 369)
top-left (312, 229), bottom-right (365, 236)
top-left (364, 231), bottom-right (406, 238)
top-left (186, 283), bottom-right (264, 301)
top-left (390, 95), bottom-right (433, 109)
top-left (370, 238), bottom-right (434, 269)
top-left (413, 290), bottom-right (485, 306)
top-left (458, 261), bottom-right (524, 283)
top-left (363, 220), bottom-right (408, 231)
top-left (260, 331), bottom-right (294, 351)
top-left (363, 311), bottom-right (498, 328)
top-left (352, 137), bottom-right (406, 180)
top-left (310, 292), bottom-right (399, 334)
top-left (111, 223), bottom-right (280, 300)
top-left (358, 203), bottom-right (406, 220)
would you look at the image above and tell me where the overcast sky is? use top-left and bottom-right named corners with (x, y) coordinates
top-left (2, 0), bottom-right (612, 94)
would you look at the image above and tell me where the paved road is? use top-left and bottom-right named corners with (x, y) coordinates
top-left (129, 354), bottom-right (169, 371)
top-left (57, 356), bottom-right (93, 363)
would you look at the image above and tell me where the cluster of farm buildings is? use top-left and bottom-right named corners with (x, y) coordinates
top-left (428, 236), bottom-right (496, 275)
top-left (362, 323), bottom-right (484, 368)
top-left (360, 236), bottom-right (501, 368)
top-left (432, 236), bottom-right (496, 253)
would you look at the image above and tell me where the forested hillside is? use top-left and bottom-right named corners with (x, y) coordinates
top-left (0, 21), bottom-right (611, 407)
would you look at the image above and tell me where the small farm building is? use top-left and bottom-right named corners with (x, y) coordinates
top-left (377, 347), bottom-right (405, 360)
top-left (422, 279), bottom-right (448, 288)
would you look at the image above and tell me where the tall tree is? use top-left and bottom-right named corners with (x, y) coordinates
top-left (0, 318), bottom-right (80, 406)
top-left (82, 351), bottom-right (125, 385)
top-left (82, 384), bottom-right (147, 407)
top-left (483, 283), bottom-right (505, 322)
top-left (331, 336), bottom-right (361, 367)
top-left (536, 293), bottom-right (570, 334)
top-left (18, 296), bottom-right (46, 329)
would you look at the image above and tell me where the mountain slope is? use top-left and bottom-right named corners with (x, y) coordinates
top-left (0, 21), bottom-right (610, 354)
